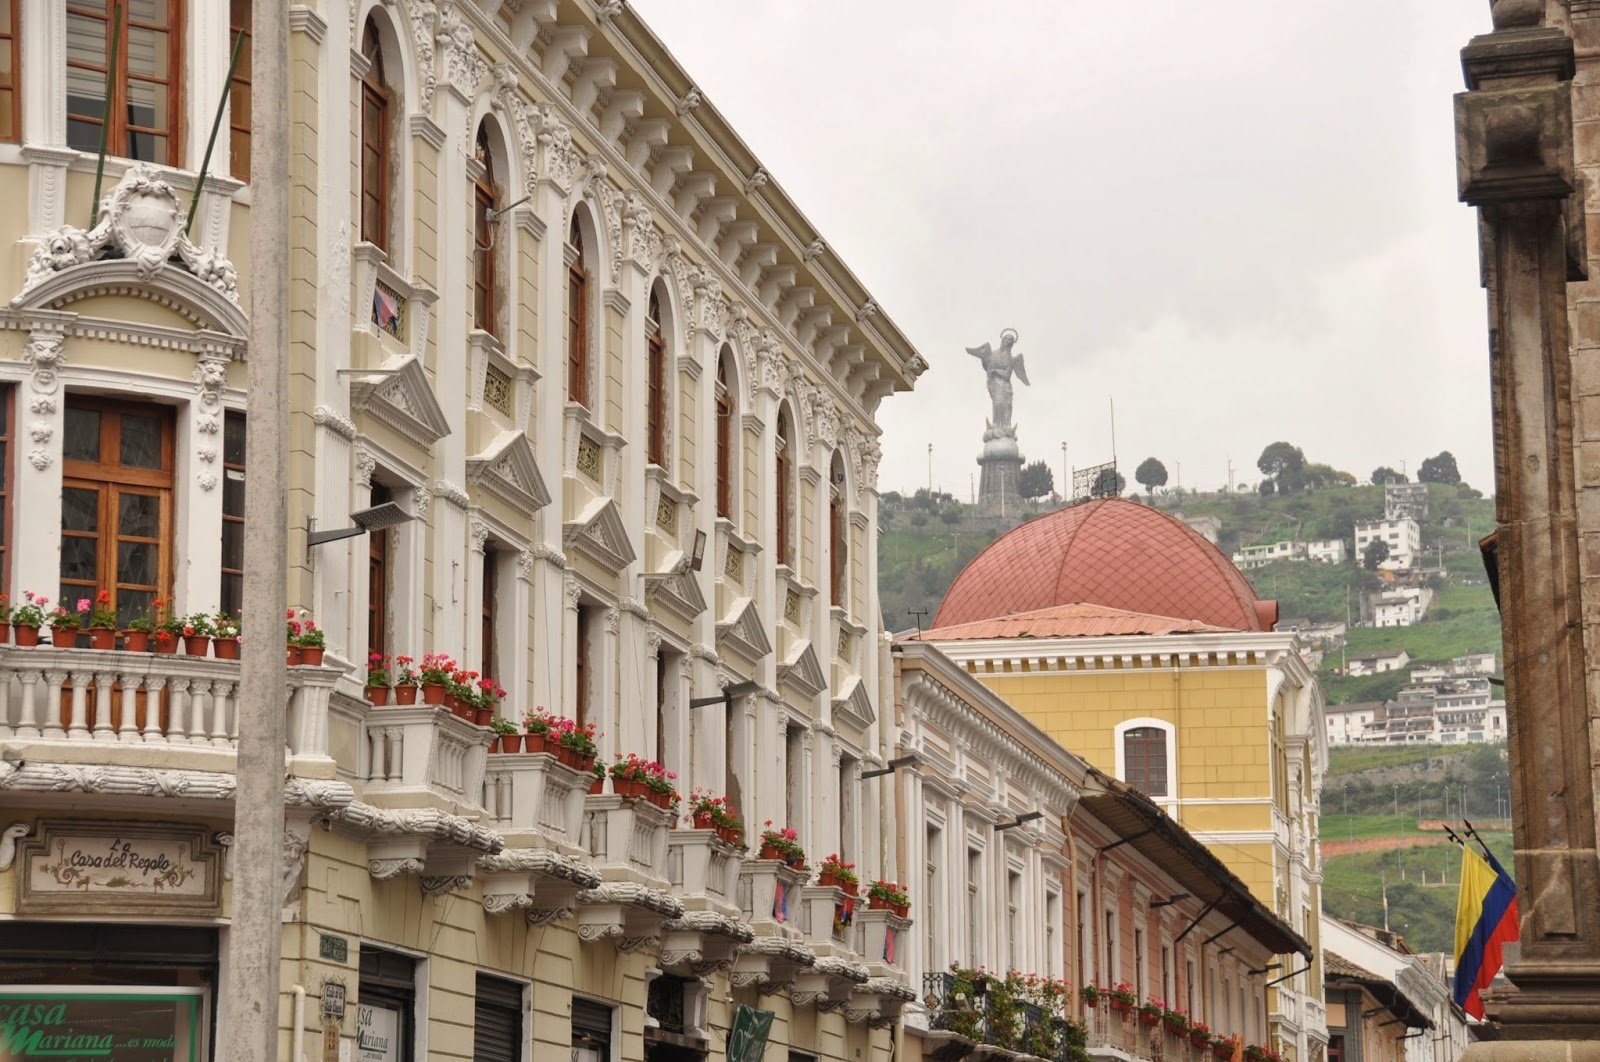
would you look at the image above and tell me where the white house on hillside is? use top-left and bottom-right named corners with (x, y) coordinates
top-left (1371, 587), bottom-right (1434, 628)
top-left (1355, 517), bottom-right (1421, 570)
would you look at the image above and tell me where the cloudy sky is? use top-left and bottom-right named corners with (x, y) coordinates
top-left (633, 1), bottom-right (1493, 497)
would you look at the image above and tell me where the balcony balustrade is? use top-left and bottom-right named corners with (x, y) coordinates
top-left (921, 970), bottom-right (1089, 1062)
top-left (362, 705), bottom-right (492, 816)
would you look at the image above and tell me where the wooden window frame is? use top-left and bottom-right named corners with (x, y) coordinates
top-left (775, 415), bottom-right (792, 567)
top-left (481, 547), bottom-right (497, 681)
top-left (59, 397), bottom-right (175, 625)
top-left (829, 482), bottom-right (845, 605)
top-left (646, 291), bottom-right (666, 467)
top-left (473, 126), bottom-right (499, 337)
top-left (66, 0), bottom-right (184, 166)
top-left (227, 0), bottom-right (250, 179)
top-left (1124, 726), bottom-right (1169, 797)
top-left (368, 483), bottom-right (391, 660)
top-left (567, 220), bottom-right (588, 406)
top-left (220, 411), bottom-right (245, 619)
top-left (574, 603), bottom-right (589, 728)
top-left (359, 19), bottom-right (390, 251)
top-left (0, 385), bottom-right (11, 592)
top-left (0, 1), bottom-right (20, 143)
top-left (715, 362), bottom-right (732, 520)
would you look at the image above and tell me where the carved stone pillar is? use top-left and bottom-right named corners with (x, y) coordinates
top-left (1456, 1), bottom-right (1600, 1044)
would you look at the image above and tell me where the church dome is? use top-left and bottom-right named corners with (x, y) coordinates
top-left (933, 499), bottom-right (1276, 633)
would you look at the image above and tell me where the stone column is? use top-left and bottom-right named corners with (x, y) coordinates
top-left (1455, 2), bottom-right (1600, 1044)
top-left (562, 576), bottom-right (581, 720)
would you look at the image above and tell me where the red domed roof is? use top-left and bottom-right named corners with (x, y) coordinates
top-left (934, 499), bottom-right (1275, 633)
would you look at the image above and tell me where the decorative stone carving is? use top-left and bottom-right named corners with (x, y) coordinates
top-left (434, 0), bottom-right (487, 100)
top-left (803, 238), bottom-right (826, 262)
top-left (564, 575), bottom-right (583, 609)
top-left (743, 167), bottom-right (767, 195)
top-left (493, 72), bottom-right (541, 196)
top-left (645, 628), bottom-right (662, 659)
top-left (469, 519), bottom-right (490, 552)
top-left (193, 355), bottom-right (228, 492)
top-left (623, 192), bottom-right (659, 272)
top-left (536, 104), bottom-right (581, 193)
top-left (420, 874), bottom-right (474, 895)
top-left (370, 857), bottom-right (425, 880)
top-left (857, 298), bottom-right (879, 322)
top-left (23, 332), bottom-right (65, 396)
top-left (677, 87), bottom-right (702, 116)
top-left (355, 448), bottom-right (377, 489)
top-left (313, 405), bottom-right (358, 441)
top-left (596, 0), bottom-right (624, 20)
top-left (0, 823), bottom-right (30, 872)
top-left (215, 832), bottom-right (234, 880)
top-left (516, 549), bottom-right (535, 579)
top-left (17, 165), bottom-right (239, 305)
top-left (282, 826), bottom-right (311, 903)
top-left (432, 479), bottom-right (471, 510)
top-left (603, 606), bottom-right (620, 635)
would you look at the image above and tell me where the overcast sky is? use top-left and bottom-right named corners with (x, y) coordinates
top-left (633, 1), bottom-right (1493, 498)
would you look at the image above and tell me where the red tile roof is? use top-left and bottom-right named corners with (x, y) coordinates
top-left (934, 499), bottom-right (1274, 632)
top-left (907, 602), bottom-right (1236, 642)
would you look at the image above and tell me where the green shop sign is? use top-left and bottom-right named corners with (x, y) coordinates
top-left (0, 988), bottom-right (203, 1061)
top-left (726, 1005), bottom-right (775, 1062)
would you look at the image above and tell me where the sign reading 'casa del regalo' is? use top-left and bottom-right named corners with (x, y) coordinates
top-left (15, 821), bottom-right (223, 918)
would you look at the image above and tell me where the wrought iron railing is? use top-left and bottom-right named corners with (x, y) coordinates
top-left (921, 971), bottom-right (1089, 1062)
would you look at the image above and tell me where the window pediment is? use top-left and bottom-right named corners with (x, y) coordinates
top-left (715, 596), bottom-right (772, 663)
top-left (467, 431), bottom-right (551, 513)
top-left (350, 356), bottom-right (451, 447)
top-left (777, 641), bottom-right (827, 698)
top-left (643, 561), bottom-right (708, 622)
top-left (831, 674), bottom-right (876, 730)
top-left (563, 496), bottom-right (636, 573)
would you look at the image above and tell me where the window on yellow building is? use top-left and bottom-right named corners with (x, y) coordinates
top-left (1124, 726), bottom-right (1169, 796)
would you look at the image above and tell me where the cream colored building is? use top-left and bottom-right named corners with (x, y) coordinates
top-left (0, 2), bottom-right (925, 1060)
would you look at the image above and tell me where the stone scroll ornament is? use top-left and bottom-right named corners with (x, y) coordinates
top-left (14, 164), bottom-right (240, 306)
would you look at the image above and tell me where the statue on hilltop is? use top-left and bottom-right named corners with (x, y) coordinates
top-left (967, 328), bottom-right (1029, 439)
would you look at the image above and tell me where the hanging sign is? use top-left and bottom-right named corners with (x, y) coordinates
top-left (16, 821), bottom-right (222, 917)
top-left (726, 1005), bottom-right (775, 1062)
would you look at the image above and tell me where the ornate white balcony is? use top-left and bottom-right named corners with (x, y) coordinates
top-left (575, 792), bottom-right (684, 951)
top-left (482, 748), bottom-right (593, 847)
top-left (661, 827), bottom-right (754, 974)
top-left (360, 704), bottom-right (493, 818)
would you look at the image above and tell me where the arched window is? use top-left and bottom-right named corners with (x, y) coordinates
top-left (1123, 726), bottom-right (1169, 796)
top-left (67, 0), bottom-right (184, 165)
top-left (715, 355), bottom-right (733, 519)
top-left (646, 290), bottom-right (666, 467)
top-left (472, 124), bottom-right (499, 336)
top-left (830, 452), bottom-right (847, 605)
top-left (567, 218), bottom-right (588, 406)
top-left (359, 18), bottom-right (391, 250)
top-left (775, 408), bottom-right (794, 567)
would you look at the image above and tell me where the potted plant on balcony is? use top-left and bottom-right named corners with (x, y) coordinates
top-left (1163, 1006), bottom-right (1190, 1037)
top-left (418, 654), bottom-right (453, 704)
top-left (1138, 998), bottom-right (1164, 1027)
top-left (588, 757), bottom-right (606, 795)
top-left (179, 612), bottom-right (213, 657)
top-left (1245, 1044), bottom-right (1271, 1062)
top-left (1188, 1020), bottom-right (1212, 1049)
top-left (491, 715), bottom-right (521, 753)
top-left (47, 601), bottom-right (84, 648)
top-left (1212, 1034), bottom-right (1238, 1060)
top-left (758, 822), bottom-right (803, 867)
top-left (817, 854), bottom-right (859, 896)
top-left (152, 599), bottom-right (183, 654)
top-left (0, 593), bottom-right (10, 644)
top-left (686, 787), bottom-right (724, 829)
top-left (552, 715), bottom-right (597, 770)
top-left (1107, 981), bottom-right (1136, 1015)
top-left (211, 611), bottom-right (241, 659)
top-left (286, 608), bottom-right (325, 665)
top-left (473, 676), bottom-right (504, 727)
top-left (522, 707), bottom-right (553, 752)
top-left (83, 591), bottom-right (119, 650)
top-left (10, 591), bottom-right (46, 647)
top-left (392, 656), bottom-right (418, 704)
top-left (1080, 983), bottom-right (1102, 1008)
top-left (866, 879), bottom-right (909, 916)
top-left (365, 653), bottom-right (393, 706)
top-left (122, 600), bottom-right (158, 652)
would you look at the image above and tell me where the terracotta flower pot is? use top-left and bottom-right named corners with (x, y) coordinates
top-left (286, 645), bottom-right (302, 665)
top-left (578, 754), bottom-right (595, 773)
top-left (499, 733), bottom-right (522, 754)
top-left (555, 745), bottom-right (580, 767)
top-left (12, 624), bottom-right (39, 647)
top-left (716, 826), bottom-right (740, 845)
top-left (183, 634), bottom-right (210, 657)
top-left (393, 684), bottom-right (418, 705)
top-left (474, 706), bottom-right (494, 727)
top-left (0, 621), bottom-right (8, 644)
top-left (1110, 998), bottom-right (1132, 1015)
top-left (588, 777), bottom-right (605, 795)
top-left (787, 857), bottom-right (805, 871)
top-left (523, 732), bottom-right (547, 753)
top-left (1191, 1033), bottom-right (1211, 1049)
top-left (692, 811), bottom-right (715, 829)
top-left (868, 896), bottom-right (891, 911)
top-left (842, 881), bottom-right (859, 897)
top-left (365, 686), bottom-right (390, 706)
top-left (121, 629), bottom-right (150, 652)
top-left (647, 790), bottom-right (670, 809)
top-left (760, 843), bottom-right (784, 861)
top-left (611, 777), bottom-right (636, 798)
top-left (86, 627), bottom-right (116, 650)
top-left (152, 633), bottom-right (177, 654)
top-left (47, 627), bottom-right (78, 648)
top-left (818, 870), bottom-right (840, 888)
top-left (1141, 1012), bottom-right (1161, 1026)
top-left (300, 646), bottom-right (325, 666)
top-left (421, 682), bottom-right (445, 705)
top-left (213, 636), bottom-right (241, 660)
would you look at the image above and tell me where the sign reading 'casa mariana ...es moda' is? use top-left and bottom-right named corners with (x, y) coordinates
top-left (0, 988), bottom-right (203, 1061)
top-left (16, 821), bottom-right (223, 918)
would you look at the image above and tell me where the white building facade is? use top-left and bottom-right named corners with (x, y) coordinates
top-left (1354, 518), bottom-right (1421, 570)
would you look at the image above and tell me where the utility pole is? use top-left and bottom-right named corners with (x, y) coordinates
top-left (1227, 457), bottom-right (1235, 494)
top-left (1061, 442), bottom-right (1067, 502)
top-left (223, 3), bottom-right (289, 1060)
top-left (927, 443), bottom-right (933, 496)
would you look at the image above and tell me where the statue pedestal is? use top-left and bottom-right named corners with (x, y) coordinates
top-left (978, 437), bottom-right (1022, 515)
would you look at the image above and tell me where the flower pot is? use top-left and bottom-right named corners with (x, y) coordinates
top-left (183, 634), bottom-right (210, 657)
top-left (300, 646), bottom-right (325, 666)
top-left (213, 636), bottom-right (241, 660)
top-left (588, 777), bottom-right (605, 795)
top-left (286, 645), bottom-right (303, 665)
top-left (716, 826), bottom-right (741, 845)
top-left (894, 902), bottom-right (909, 918)
top-left (46, 628), bottom-right (78, 648)
top-left (1110, 998), bottom-right (1132, 1015)
top-left (365, 686), bottom-right (390, 706)
top-left (647, 790), bottom-right (669, 809)
top-left (842, 880), bottom-right (859, 897)
top-left (1214, 1046), bottom-right (1233, 1060)
top-left (612, 777), bottom-right (638, 798)
top-left (474, 706), bottom-right (494, 727)
top-left (86, 627), bottom-right (116, 650)
top-left (152, 633), bottom-right (177, 654)
top-left (578, 754), bottom-right (595, 773)
top-left (1141, 1012), bottom-right (1161, 1027)
top-left (452, 703), bottom-right (473, 722)
top-left (692, 811), bottom-right (715, 829)
top-left (1191, 1033), bottom-right (1212, 1049)
top-left (759, 843), bottom-right (784, 861)
top-left (787, 856), bottom-right (805, 871)
top-left (394, 684), bottom-right (418, 705)
top-left (421, 682), bottom-right (445, 705)
top-left (1165, 1020), bottom-right (1188, 1037)
top-left (867, 896), bottom-right (891, 911)
top-left (121, 629), bottom-right (150, 652)
top-left (523, 732), bottom-right (547, 753)
top-left (0, 621), bottom-right (8, 644)
top-left (12, 624), bottom-right (39, 647)
top-left (499, 733), bottom-right (522, 754)
top-left (443, 692), bottom-right (462, 712)
top-left (818, 870), bottom-right (840, 888)
top-left (555, 745), bottom-right (581, 768)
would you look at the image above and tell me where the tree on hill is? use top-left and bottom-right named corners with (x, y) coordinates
top-left (1363, 538), bottom-right (1391, 570)
top-left (1258, 441), bottom-right (1307, 492)
top-left (1302, 462), bottom-right (1346, 490)
top-left (1372, 466), bottom-right (1408, 485)
top-left (1135, 457), bottom-right (1168, 496)
top-left (1091, 467), bottom-right (1126, 498)
top-left (1418, 451), bottom-right (1462, 485)
top-left (1018, 460), bottom-right (1054, 500)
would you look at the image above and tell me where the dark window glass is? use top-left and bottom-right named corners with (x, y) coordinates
top-left (1124, 726), bottom-right (1169, 797)
top-left (65, 0), bottom-right (182, 165)
top-left (228, 0), bottom-right (251, 179)
top-left (220, 412), bottom-right (245, 617)
top-left (566, 219), bottom-right (587, 406)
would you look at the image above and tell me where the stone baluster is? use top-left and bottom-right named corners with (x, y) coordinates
top-left (65, 671), bottom-right (90, 739)
top-left (211, 680), bottom-right (233, 747)
top-left (91, 671), bottom-right (116, 740)
top-left (13, 669), bottom-right (40, 738)
top-left (41, 669), bottom-right (66, 739)
top-left (117, 673), bottom-right (142, 741)
top-left (142, 676), bottom-right (168, 742)
top-left (167, 678), bottom-right (191, 742)
top-left (187, 681), bottom-right (211, 746)
top-left (0, 673), bottom-right (12, 738)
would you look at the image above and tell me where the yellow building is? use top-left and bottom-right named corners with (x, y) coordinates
top-left (915, 498), bottom-right (1328, 1061)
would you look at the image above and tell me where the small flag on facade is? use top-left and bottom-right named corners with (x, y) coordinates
top-left (374, 285), bottom-right (401, 331)
top-left (1453, 842), bottom-right (1518, 1018)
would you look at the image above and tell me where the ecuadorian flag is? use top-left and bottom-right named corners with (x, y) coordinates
top-left (1453, 843), bottom-right (1518, 1019)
